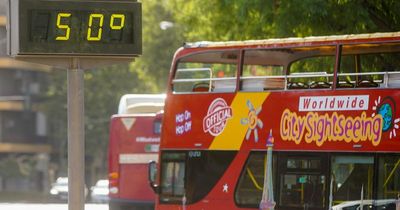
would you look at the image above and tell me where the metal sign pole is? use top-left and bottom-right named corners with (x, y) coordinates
top-left (67, 58), bottom-right (85, 210)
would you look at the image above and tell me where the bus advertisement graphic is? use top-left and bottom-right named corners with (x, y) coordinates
top-left (280, 94), bottom-right (400, 147)
top-left (203, 98), bottom-right (233, 136)
top-left (372, 96), bottom-right (399, 138)
top-left (241, 99), bottom-right (264, 143)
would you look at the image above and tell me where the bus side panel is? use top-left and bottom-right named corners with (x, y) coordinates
top-left (161, 90), bottom-right (400, 152)
top-left (199, 150), bottom-right (251, 209)
top-left (155, 150), bottom-right (252, 210)
top-left (119, 164), bottom-right (155, 201)
top-left (115, 116), bottom-right (159, 203)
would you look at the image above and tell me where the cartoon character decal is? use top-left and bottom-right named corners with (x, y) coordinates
top-left (241, 100), bottom-right (264, 142)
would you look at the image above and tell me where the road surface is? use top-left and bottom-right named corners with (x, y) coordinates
top-left (0, 203), bottom-right (108, 210)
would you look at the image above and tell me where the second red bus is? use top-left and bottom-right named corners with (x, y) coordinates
top-left (109, 94), bottom-right (164, 210)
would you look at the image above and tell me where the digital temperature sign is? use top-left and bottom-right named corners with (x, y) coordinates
top-left (9, 0), bottom-right (142, 57)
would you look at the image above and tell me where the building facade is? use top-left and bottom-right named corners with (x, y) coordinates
top-left (0, 0), bottom-right (52, 194)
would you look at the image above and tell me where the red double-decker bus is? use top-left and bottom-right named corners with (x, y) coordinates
top-left (148, 32), bottom-right (400, 210)
top-left (109, 94), bottom-right (165, 210)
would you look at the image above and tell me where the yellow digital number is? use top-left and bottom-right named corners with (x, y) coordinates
top-left (56, 13), bottom-right (71, 41)
top-left (87, 14), bottom-right (104, 41)
top-left (110, 14), bottom-right (125, 30)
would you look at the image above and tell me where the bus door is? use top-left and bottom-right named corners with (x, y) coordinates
top-left (277, 153), bottom-right (329, 210)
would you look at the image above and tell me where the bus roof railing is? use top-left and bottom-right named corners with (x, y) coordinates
top-left (173, 77), bottom-right (236, 83)
top-left (176, 68), bottom-right (212, 73)
top-left (172, 67), bottom-right (400, 93)
top-left (183, 32), bottom-right (400, 49)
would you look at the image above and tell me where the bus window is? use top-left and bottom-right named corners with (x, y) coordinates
top-left (278, 154), bottom-right (327, 209)
top-left (339, 43), bottom-right (400, 88)
top-left (236, 152), bottom-right (327, 209)
top-left (286, 157), bottom-right (321, 169)
top-left (331, 155), bottom-right (374, 204)
top-left (174, 67), bottom-right (213, 92)
top-left (377, 155), bottom-right (400, 199)
top-left (154, 119), bottom-right (162, 134)
top-left (338, 55), bottom-right (358, 88)
top-left (288, 56), bottom-right (335, 90)
top-left (173, 50), bottom-right (238, 93)
top-left (185, 151), bottom-right (236, 203)
top-left (240, 49), bottom-right (285, 91)
top-left (235, 152), bottom-right (277, 207)
top-left (160, 153), bottom-right (186, 203)
top-left (339, 54), bottom-right (383, 88)
top-left (240, 65), bottom-right (285, 91)
top-left (160, 150), bottom-right (236, 204)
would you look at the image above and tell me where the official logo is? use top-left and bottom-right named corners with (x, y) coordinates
top-left (203, 98), bottom-right (233, 136)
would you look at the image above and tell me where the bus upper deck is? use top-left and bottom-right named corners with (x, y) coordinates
top-left (171, 32), bottom-right (400, 94)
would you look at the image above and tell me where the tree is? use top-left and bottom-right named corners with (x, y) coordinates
top-left (130, 0), bottom-right (184, 91)
top-left (168, 0), bottom-right (400, 40)
top-left (168, 0), bottom-right (276, 41)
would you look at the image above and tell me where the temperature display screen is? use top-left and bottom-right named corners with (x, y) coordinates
top-left (16, 0), bottom-right (141, 56)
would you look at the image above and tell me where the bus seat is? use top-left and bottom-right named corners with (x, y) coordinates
top-left (242, 78), bottom-right (285, 91)
top-left (357, 79), bottom-right (378, 88)
top-left (337, 80), bottom-right (354, 88)
top-left (288, 82), bottom-right (308, 89)
top-left (241, 79), bottom-right (264, 91)
top-left (264, 78), bottom-right (285, 90)
top-left (309, 81), bottom-right (331, 89)
top-left (192, 82), bottom-right (211, 92)
top-left (213, 80), bottom-right (236, 92)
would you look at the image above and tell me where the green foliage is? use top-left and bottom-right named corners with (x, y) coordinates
top-left (169, 0), bottom-right (400, 40)
top-left (130, 0), bottom-right (184, 91)
top-left (43, 71), bottom-right (67, 167)
top-left (83, 64), bottom-right (154, 156)
top-left (168, 0), bottom-right (276, 41)
top-left (0, 156), bottom-right (35, 178)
